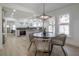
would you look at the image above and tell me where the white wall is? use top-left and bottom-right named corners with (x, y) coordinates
top-left (0, 6), bottom-right (2, 49)
top-left (48, 4), bottom-right (79, 47)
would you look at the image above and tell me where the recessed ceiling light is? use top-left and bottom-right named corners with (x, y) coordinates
top-left (13, 9), bottom-right (16, 12)
top-left (11, 12), bottom-right (14, 15)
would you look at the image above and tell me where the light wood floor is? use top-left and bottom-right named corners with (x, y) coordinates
top-left (0, 31), bottom-right (79, 56)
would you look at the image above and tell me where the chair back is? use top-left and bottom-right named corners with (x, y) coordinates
top-left (29, 33), bottom-right (34, 42)
top-left (56, 34), bottom-right (67, 46)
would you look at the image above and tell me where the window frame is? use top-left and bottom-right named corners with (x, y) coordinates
top-left (58, 14), bottom-right (70, 36)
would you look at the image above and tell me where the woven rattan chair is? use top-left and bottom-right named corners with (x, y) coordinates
top-left (51, 34), bottom-right (67, 56)
top-left (34, 39), bottom-right (51, 56)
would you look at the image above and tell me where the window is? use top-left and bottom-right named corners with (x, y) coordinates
top-left (46, 17), bottom-right (55, 34)
top-left (59, 14), bottom-right (69, 35)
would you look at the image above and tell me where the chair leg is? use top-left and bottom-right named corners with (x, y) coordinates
top-left (61, 46), bottom-right (67, 56)
top-left (48, 44), bottom-right (53, 56)
top-left (35, 49), bottom-right (37, 56)
top-left (49, 44), bottom-right (53, 56)
top-left (48, 43), bottom-right (51, 56)
top-left (34, 42), bottom-right (37, 56)
top-left (28, 42), bottom-right (32, 51)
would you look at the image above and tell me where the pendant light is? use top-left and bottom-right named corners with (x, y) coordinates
top-left (37, 3), bottom-right (51, 20)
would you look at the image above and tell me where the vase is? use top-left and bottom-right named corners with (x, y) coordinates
top-left (43, 28), bottom-right (46, 36)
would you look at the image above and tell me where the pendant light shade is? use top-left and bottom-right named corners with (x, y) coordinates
top-left (37, 3), bottom-right (52, 20)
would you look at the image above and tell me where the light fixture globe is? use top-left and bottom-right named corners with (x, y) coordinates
top-left (37, 14), bottom-right (51, 20)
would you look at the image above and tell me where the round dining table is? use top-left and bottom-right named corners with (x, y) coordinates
top-left (32, 32), bottom-right (56, 55)
top-left (33, 32), bottom-right (55, 40)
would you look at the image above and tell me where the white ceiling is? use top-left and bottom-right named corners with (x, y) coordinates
top-left (3, 7), bottom-right (33, 19)
top-left (17, 3), bottom-right (71, 14)
top-left (0, 3), bottom-right (73, 19)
